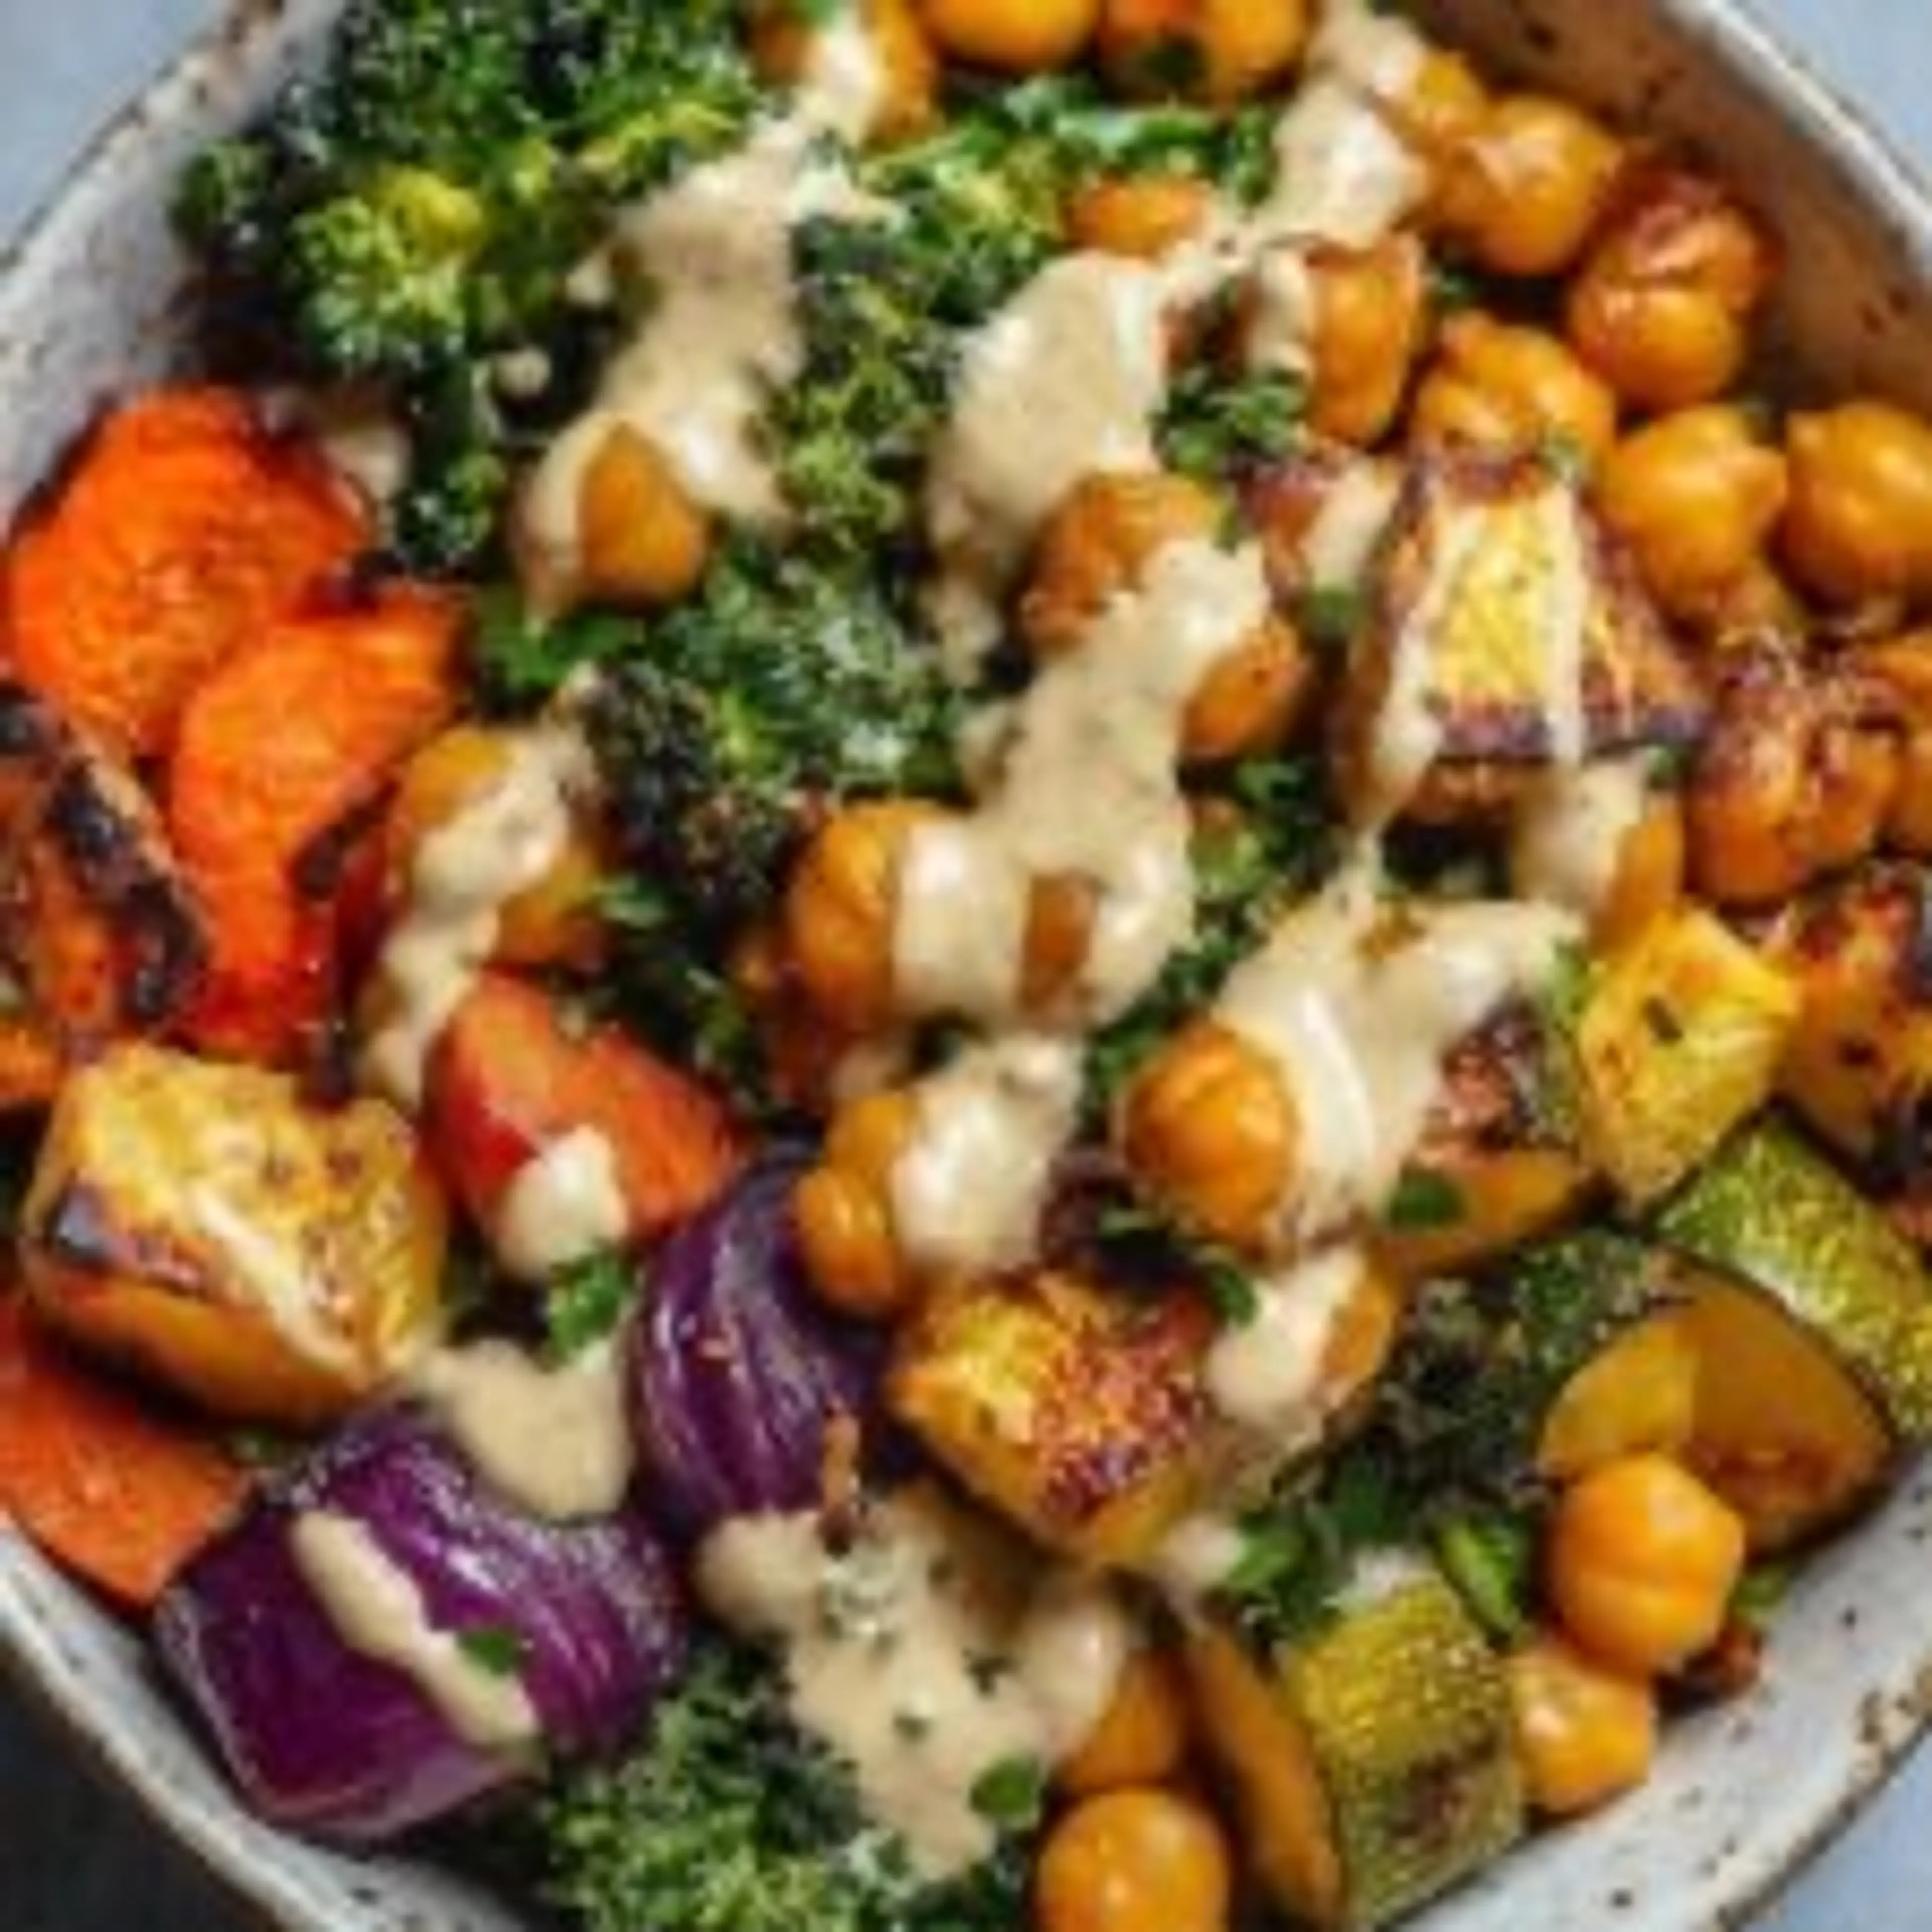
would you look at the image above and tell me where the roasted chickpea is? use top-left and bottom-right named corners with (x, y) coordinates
top-left (1024, 472), bottom-right (1223, 657)
top-left (1411, 313), bottom-right (1619, 468)
top-left (1508, 1633), bottom-right (1659, 1817)
top-left (795, 1089), bottom-right (920, 1321)
top-left (1597, 407), bottom-right (1790, 627)
top-left (1566, 170), bottom-right (1777, 414)
top-left (1435, 95), bottom-right (1624, 278)
top-left (1035, 1788), bottom-right (1233, 1932)
top-left (730, 923), bottom-right (854, 1115)
top-left (918, 0), bottom-right (1098, 73)
top-left (575, 422), bottom-right (712, 609)
top-left (1548, 1454), bottom-right (1747, 1678)
top-left (1782, 401), bottom-right (1932, 608)
top-left (1060, 1649), bottom-right (1192, 1796)
top-left (1305, 236), bottom-right (1431, 448)
top-left (751, 0), bottom-right (939, 143)
top-left (1121, 1020), bottom-right (1295, 1251)
top-left (386, 729), bottom-right (606, 970)
top-left (1099, 0), bottom-right (1309, 104)
top-left (1023, 474), bottom-right (1312, 762)
top-left (785, 801), bottom-right (941, 1035)
top-left (1389, 47), bottom-right (1491, 190)
top-left (1182, 618), bottom-right (1312, 764)
top-left (1686, 644), bottom-right (1901, 909)
top-left (1067, 175), bottom-right (1217, 261)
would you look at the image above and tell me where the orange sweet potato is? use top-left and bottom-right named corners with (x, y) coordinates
top-left (4, 389), bottom-right (368, 757)
top-left (0, 1296), bottom-right (246, 1605)
top-left (169, 584), bottom-right (462, 1065)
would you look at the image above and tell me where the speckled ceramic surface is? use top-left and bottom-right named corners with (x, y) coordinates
top-left (2, 4), bottom-right (1930, 1929)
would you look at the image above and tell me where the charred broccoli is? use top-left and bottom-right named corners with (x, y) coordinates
top-left (176, 0), bottom-right (760, 572)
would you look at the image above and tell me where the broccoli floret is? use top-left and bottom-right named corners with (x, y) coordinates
top-left (588, 538), bottom-right (963, 934)
top-left (174, 0), bottom-right (762, 573)
top-left (539, 1640), bottom-right (1031, 1932)
top-left (285, 168), bottom-right (486, 377)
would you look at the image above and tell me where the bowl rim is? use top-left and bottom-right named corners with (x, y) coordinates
top-left (4, 3), bottom-right (1932, 1930)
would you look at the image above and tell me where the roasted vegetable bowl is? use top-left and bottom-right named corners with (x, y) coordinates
top-left (5, 3), bottom-right (1932, 1930)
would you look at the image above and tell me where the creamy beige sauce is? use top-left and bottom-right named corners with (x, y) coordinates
top-left (896, 539), bottom-right (1272, 1027)
top-left (890, 1036), bottom-right (1083, 1280)
top-left (1216, 880), bottom-right (1580, 1241)
top-left (521, 13), bottom-right (893, 598)
top-left (1205, 1245), bottom-right (1367, 1442)
top-left (1300, 457), bottom-right (1403, 591)
top-left (492, 1126), bottom-right (629, 1284)
top-left (290, 1510), bottom-right (539, 1752)
top-left (410, 1337), bottom-right (633, 1523)
top-left (1511, 758), bottom-right (1652, 918)
top-left (925, 254), bottom-right (1174, 672)
top-left (1245, 244), bottom-right (1320, 376)
top-left (699, 1494), bottom-right (1131, 1878)
top-left (795, 2), bottom-right (891, 143)
top-left (1363, 506), bottom-right (1490, 825)
top-left (1262, 76), bottom-right (1429, 251)
top-left (1147, 1513), bottom-right (1250, 1606)
top-left (362, 719), bottom-right (593, 1110)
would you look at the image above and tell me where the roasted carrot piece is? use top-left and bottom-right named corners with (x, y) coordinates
top-left (169, 584), bottom-right (463, 1065)
top-left (3, 389), bottom-right (369, 758)
top-left (0, 1296), bottom-right (246, 1606)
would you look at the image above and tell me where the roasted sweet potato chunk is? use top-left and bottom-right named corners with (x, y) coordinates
top-left (0, 683), bottom-right (206, 1101)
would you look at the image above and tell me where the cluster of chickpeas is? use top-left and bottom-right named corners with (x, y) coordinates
top-left (551, 10), bottom-right (1932, 1924)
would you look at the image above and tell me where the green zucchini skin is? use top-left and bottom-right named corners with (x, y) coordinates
top-left (1657, 1121), bottom-right (1932, 1437)
top-left (1283, 1562), bottom-right (1525, 1930)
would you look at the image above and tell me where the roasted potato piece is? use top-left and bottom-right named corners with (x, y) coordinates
top-left (0, 683), bottom-right (207, 1101)
top-left (21, 1044), bottom-right (445, 1426)
top-left (1574, 908), bottom-right (1801, 1208)
top-left (1768, 864), bottom-right (1932, 1177)
top-left (1378, 1005), bottom-right (1593, 1282)
top-left (1686, 641), bottom-right (1901, 910)
top-left (1330, 451), bottom-right (1706, 829)
top-left (891, 1270), bottom-right (1221, 1566)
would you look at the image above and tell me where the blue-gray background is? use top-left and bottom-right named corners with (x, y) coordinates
top-left (0, 1), bottom-right (1926, 1924)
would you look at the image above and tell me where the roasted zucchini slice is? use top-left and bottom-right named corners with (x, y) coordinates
top-left (1329, 450), bottom-right (1706, 828)
top-left (21, 1043), bottom-right (446, 1426)
top-left (1574, 907), bottom-right (1800, 1207)
top-left (1657, 1121), bottom-right (1932, 1546)
top-left (1187, 1561), bottom-right (1524, 1931)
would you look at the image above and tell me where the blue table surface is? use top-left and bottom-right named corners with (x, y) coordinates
top-left (2, 1), bottom-right (1929, 1925)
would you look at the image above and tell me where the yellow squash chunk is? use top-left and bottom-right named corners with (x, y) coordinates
top-left (1575, 908), bottom-right (1800, 1206)
top-left (890, 1271), bottom-right (1221, 1567)
top-left (1538, 1311), bottom-right (1701, 1483)
top-left (1187, 1563), bottom-right (1524, 1931)
top-left (21, 1043), bottom-right (445, 1426)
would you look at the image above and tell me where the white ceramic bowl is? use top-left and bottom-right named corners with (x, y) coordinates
top-left (4, 4), bottom-right (1932, 1928)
